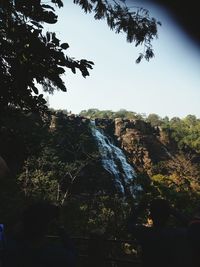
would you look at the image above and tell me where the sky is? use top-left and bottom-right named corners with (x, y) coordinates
top-left (44, 0), bottom-right (200, 119)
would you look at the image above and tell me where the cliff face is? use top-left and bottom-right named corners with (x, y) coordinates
top-left (96, 118), bottom-right (173, 175)
top-left (50, 116), bottom-right (180, 175)
top-left (115, 118), bottom-right (174, 174)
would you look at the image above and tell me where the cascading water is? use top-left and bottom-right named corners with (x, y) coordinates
top-left (90, 120), bottom-right (138, 195)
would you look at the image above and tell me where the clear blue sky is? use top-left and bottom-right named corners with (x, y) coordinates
top-left (44, 0), bottom-right (200, 118)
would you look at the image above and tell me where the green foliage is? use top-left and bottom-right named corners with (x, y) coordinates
top-left (62, 195), bottom-right (130, 238)
top-left (16, 111), bottom-right (99, 205)
top-left (79, 108), bottom-right (144, 120)
top-left (1, 107), bottom-right (200, 235)
top-left (146, 113), bottom-right (162, 127)
top-left (150, 153), bottom-right (200, 215)
top-left (162, 115), bottom-right (200, 153)
top-left (12, 110), bottom-right (132, 237)
top-left (81, 108), bottom-right (200, 155)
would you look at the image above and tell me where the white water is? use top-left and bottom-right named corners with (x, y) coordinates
top-left (90, 121), bottom-right (137, 194)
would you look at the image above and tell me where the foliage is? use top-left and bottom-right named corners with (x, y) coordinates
top-left (1, 107), bottom-right (200, 235)
top-left (150, 153), bottom-right (200, 215)
top-left (79, 109), bottom-right (200, 218)
top-left (0, 0), bottom-right (161, 112)
top-left (162, 115), bottom-right (200, 153)
top-left (146, 113), bottom-right (162, 127)
top-left (61, 195), bottom-right (130, 238)
top-left (13, 110), bottom-right (133, 237)
top-left (74, 0), bottom-right (160, 63)
top-left (80, 108), bottom-right (144, 120)
top-left (0, 108), bottom-right (50, 177)
top-left (80, 109), bottom-right (200, 154)
top-left (17, 111), bottom-right (98, 205)
top-left (0, 107), bottom-right (51, 223)
top-left (0, 0), bottom-right (93, 112)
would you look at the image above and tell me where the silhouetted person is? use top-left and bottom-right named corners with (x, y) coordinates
top-left (3, 201), bottom-right (77, 267)
top-left (128, 198), bottom-right (188, 267)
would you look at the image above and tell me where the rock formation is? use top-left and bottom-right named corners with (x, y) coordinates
top-left (113, 118), bottom-right (172, 174)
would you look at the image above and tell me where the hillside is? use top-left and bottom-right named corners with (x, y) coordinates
top-left (1, 108), bottom-right (200, 236)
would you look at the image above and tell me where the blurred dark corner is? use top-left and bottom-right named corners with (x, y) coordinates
top-left (133, 0), bottom-right (200, 48)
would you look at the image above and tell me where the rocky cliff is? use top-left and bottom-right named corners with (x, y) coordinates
top-left (96, 117), bottom-right (173, 175)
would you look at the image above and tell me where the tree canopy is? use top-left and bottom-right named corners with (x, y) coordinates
top-left (0, 0), bottom-right (160, 112)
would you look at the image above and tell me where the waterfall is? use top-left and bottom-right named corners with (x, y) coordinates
top-left (90, 121), bottom-right (138, 195)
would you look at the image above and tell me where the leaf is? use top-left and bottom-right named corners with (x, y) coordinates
top-left (51, 0), bottom-right (63, 8)
top-left (32, 86), bottom-right (39, 94)
top-left (136, 54), bottom-right (143, 64)
top-left (46, 32), bottom-right (51, 42)
top-left (31, 21), bottom-right (43, 29)
top-left (71, 67), bottom-right (76, 74)
top-left (52, 33), bottom-right (60, 46)
top-left (41, 4), bottom-right (55, 11)
top-left (60, 43), bottom-right (69, 50)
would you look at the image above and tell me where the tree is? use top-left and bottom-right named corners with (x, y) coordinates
top-left (17, 111), bottom-right (99, 204)
top-left (161, 116), bottom-right (200, 153)
top-left (150, 153), bottom-right (200, 214)
top-left (74, 0), bottom-right (160, 63)
top-left (146, 113), bottom-right (162, 127)
top-left (0, 0), bottom-right (160, 112)
top-left (0, 0), bottom-right (94, 112)
top-left (184, 115), bottom-right (198, 127)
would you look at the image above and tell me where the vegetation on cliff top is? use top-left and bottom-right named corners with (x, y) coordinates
top-left (80, 109), bottom-right (200, 154)
top-left (0, 0), bottom-right (199, 238)
top-left (1, 108), bottom-right (200, 237)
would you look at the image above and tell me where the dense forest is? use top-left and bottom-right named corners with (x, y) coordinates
top-left (1, 107), bottom-right (200, 238)
top-left (0, 0), bottom-right (199, 249)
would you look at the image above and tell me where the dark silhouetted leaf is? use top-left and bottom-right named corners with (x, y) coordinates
top-left (42, 4), bottom-right (55, 11)
top-left (60, 43), bottom-right (69, 49)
